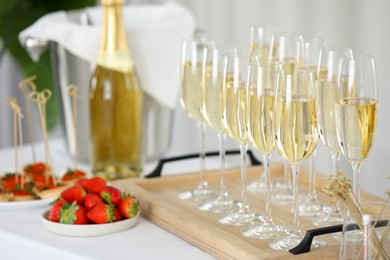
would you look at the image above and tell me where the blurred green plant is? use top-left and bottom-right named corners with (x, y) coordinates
top-left (0, 0), bottom-right (96, 130)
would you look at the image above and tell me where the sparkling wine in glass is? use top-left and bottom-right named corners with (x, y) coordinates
top-left (247, 24), bottom-right (278, 193)
top-left (179, 37), bottom-right (217, 201)
top-left (218, 55), bottom-right (264, 226)
top-left (271, 32), bottom-right (305, 205)
top-left (313, 46), bottom-right (353, 227)
top-left (298, 37), bottom-right (329, 217)
top-left (269, 70), bottom-right (324, 251)
top-left (249, 24), bottom-right (279, 61)
top-left (242, 61), bottom-right (289, 239)
top-left (335, 54), bottom-right (378, 204)
top-left (198, 43), bottom-right (240, 213)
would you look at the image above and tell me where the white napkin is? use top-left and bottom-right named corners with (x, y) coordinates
top-left (19, 2), bottom-right (195, 109)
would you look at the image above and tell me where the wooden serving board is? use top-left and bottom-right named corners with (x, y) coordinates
top-left (113, 164), bottom-right (381, 259)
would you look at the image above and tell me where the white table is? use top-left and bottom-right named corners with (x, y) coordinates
top-left (0, 139), bottom-right (217, 260)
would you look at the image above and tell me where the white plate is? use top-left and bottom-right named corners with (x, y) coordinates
top-left (41, 210), bottom-right (140, 237)
top-left (0, 198), bottom-right (53, 210)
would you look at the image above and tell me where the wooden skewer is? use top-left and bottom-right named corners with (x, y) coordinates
top-left (19, 76), bottom-right (37, 163)
top-left (28, 89), bottom-right (56, 186)
top-left (6, 98), bottom-right (24, 187)
top-left (67, 85), bottom-right (82, 171)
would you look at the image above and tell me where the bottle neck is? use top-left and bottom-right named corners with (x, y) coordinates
top-left (98, 3), bottom-right (134, 72)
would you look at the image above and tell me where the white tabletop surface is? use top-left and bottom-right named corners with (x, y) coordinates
top-left (0, 139), bottom-right (219, 260)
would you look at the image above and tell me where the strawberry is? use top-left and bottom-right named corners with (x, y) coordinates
top-left (84, 193), bottom-right (104, 211)
top-left (62, 169), bottom-right (87, 182)
top-left (12, 189), bottom-right (33, 196)
top-left (100, 186), bottom-right (122, 205)
top-left (1, 173), bottom-right (26, 192)
top-left (60, 201), bottom-right (88, 224)
top-left (24, 162), bottom-right (47, 176)
top-left (87, 203), bottom-right (116, 224)
top-left (118, 193), bottom-right (139, 219)
top-left (60, 185), bottom-right (87, 204)
top-left (80, 177), bottom-right (106, 194)
top-left (48, 199), bottom-right (67, 222)
top-left (113, 208), bottom-right (122, 222)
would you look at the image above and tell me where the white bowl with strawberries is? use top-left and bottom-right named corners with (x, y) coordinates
top-left (42, 176), bottom-right (140, 237)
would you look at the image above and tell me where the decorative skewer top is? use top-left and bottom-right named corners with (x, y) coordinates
top-left (28, 89), bottom-right (52, 104)
top-left (323, 172), bottom-right (352, 201)
top-left (6, 97), bottom-right (23, 118)
top-left (19, 75), bottom-right (37, 94)
top-left (67, 85), bottom-right (82, 99)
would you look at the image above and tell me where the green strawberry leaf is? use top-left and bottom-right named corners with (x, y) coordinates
top-left (101, 192), bottom-right (112, 204)
top-left (60, 201), bottom-right (79, 224)
top-left (108, 204), bottom-right (116, 223)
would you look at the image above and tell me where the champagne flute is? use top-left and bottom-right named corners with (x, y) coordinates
top-left (179, 37), bottom-right (217, 201)
top-left (242, 61), bottom-right (289, 239)
top-left (313, 46), bottom-right (353, 226)
top-left (247, 24), bottom-right (278, 193)
top-left (249, 24), bottom-right (279, 60)
top-left (271, 32), bottom-right (305, 205)
top-left (218, 55), bottom-right (264, 226)
top-left (335, 54), bottom-right (378, 204)
top-left (298, 38), bottom-right (329, 217)
top-left (198, 43), bottom-right (240, 213)
top-left (269, 70), bottom-right (321, 250)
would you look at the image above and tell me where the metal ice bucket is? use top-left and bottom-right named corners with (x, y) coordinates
top-left (24, 10), bottom-right (173, 163)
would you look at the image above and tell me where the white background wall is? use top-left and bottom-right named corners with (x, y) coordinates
top-left (166, 0), bottom-right (390, 199)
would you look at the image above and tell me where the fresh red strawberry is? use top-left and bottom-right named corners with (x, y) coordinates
top-left (100, 186), bottom-right (122, 205)
top-left (48, 199), bottom-right (67, 222)
top-left (84, 193), bottom-right (104, 211)
top-left (12, 189), bottom-right (33, 196)
top-left (113, 208), bottom-right (122, 222)
top-left (24, 162), bottom-right (47, 176)
top-left (60, 201), bottom-right (88, 224)
top-left (62, 169), bottom-right (87, 182)
top-left (2, 173), bottom-right (26, 192)
top-left (118, 193), bottom-right (139, 219)
top-left (80, 177), bottom-right (106, 194)
top-left (60, 185), bottom-right (87, 204)
top-left (87, 203), bottom-right (115, 224)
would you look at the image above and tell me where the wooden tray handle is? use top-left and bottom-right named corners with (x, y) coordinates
top-left (145, 149), bottom-right (262, 178)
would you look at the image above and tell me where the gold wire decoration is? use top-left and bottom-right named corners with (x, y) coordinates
top-left (67, 85), bottom-right (82, 171)
top-left (28, 89), bottom-right (56, 186)
top-left (19, 75), bottom-right (37, 163)
top-left (6, 97), bottom-right (25, 187)
top-left (324, 173), bottom-right (389, 259)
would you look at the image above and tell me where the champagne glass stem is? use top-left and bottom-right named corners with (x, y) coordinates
top-left (351, 162), bottom-right (361, 204)
top-left (240, 143), bottom-right (249, 211)
top-left (284, 160), bottom-right (291, 189)
top-left (308, 152), bottom-right (317, 200)
top-left (331, 151), bottom-right (339, 176)
top-left (331, 151), bottom-right (342, 211)
top-left (292, 164), bottom-right (300, 235)
top-left (218, 132), bottom-right (227, 198)
top-left (198, 122), bottom-right (207, 188)
top-left (264, 153), bottom-right (272, 222)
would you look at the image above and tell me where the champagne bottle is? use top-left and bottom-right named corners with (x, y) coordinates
top-left (89, 0), bottom-right (143, 180)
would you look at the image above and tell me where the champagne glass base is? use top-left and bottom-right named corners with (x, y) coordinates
top-left (242, 222), bottom-right (291, 240)
top-left (218, 211), bottom-right (265, 226)
top-left (247, 180), bottom-right (272, 193)
top-left (269, 233), bottom-right (327, 251)
top-left (313, 207), bottom-right (343, 227)
top-left (178, 187), bottom-right (217, 202)
top-left (272, 191), bottom-right (294, 205)
top-left (269, 233), bottom-right (303, 251)
top-left (198, 196), bottom-right (240, 214)
top-left (299, 200), bottom-right (326, 217)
